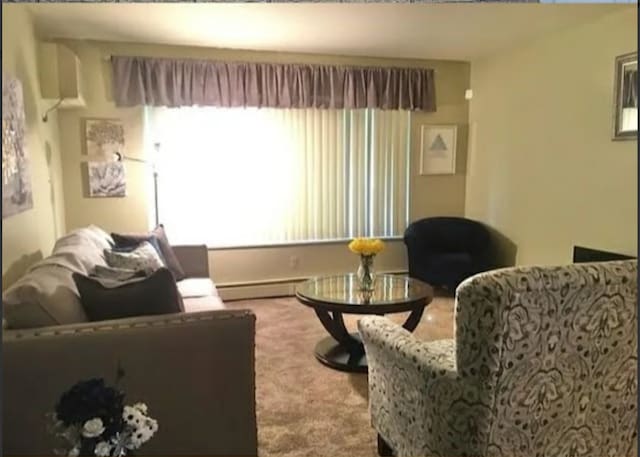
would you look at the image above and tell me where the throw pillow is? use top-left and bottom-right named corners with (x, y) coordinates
top-left (111, 225), bottom-right (186, 281)
top-left (104, 241), bottom-right (164, 275)
top-left (92, 265), bottom-right (147, 282)
top-left (73, 268), bottom-right (184, 321)
top-left (111, 235), bottom-right (165, 259)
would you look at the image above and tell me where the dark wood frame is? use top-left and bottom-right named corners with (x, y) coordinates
top-left (296, 275), bottom-right (433, 372)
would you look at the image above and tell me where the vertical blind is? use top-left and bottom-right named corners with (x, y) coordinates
top-left (145, 106), bottom-right (410, 247)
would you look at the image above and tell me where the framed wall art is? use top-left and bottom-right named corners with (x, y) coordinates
top-left (2, 72), bottom-right (33, 218)
top-left (419, 125), bottom-right (457, 175)
top-left (87, 161), bottom-right (126, 197)
top-left (84, 118), bottom-right (127, 197)
top-left (612, 52), bottom-right (637, 141)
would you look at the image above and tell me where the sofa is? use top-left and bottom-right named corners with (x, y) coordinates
top-left (359, 260), bottom-right (638, 457)
top-left (2, 226), bottom-right (258, 456)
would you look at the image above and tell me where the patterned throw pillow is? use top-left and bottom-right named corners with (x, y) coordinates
top-left (111, 225), bottom-right (186, 281)
top-left (104, 241), bottom-right (165, 275)
top-left (92, 265), bottom-right (147, 282)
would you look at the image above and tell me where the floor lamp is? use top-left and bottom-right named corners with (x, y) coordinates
top-left (84, 144), bottom-right (160, 227)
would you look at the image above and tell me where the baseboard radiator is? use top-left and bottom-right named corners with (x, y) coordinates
top-left (218, 270), bottom-right (408, 301)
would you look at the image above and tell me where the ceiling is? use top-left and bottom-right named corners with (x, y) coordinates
top-left (27, 3), bottom-right (626, 61)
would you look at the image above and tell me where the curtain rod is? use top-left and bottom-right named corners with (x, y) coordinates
top-left (102, 55), bottom-right (433, 71)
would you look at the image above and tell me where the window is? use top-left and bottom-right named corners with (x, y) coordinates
top-left (145, 107), bottom-right (410, 248)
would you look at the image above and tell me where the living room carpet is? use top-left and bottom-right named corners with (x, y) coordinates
top-left (227, 294), bottom-right (455, 457)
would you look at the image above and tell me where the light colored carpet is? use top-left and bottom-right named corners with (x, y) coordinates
top-left (228, 295), bottom-right (455, 457)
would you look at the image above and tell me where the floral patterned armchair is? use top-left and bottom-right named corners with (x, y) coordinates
top-left (359, 260), bottom-right (637, 457)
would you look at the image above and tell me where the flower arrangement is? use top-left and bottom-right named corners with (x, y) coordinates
top-left (348, 238), bottom-right (385, 291)
top-left (49, 378), bottom-right (157, 456)
top-left (348, 237), bottom-right (385, 256)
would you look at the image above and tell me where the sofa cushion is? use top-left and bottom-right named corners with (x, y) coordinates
top-left (2, 264), bottom-right (89, 329)
top-left (104, 241), bottom-right (164, 275)
top-left (73, 268), bottom-right (184, 321)
top-left (111, 225), bottom-right (186, 281)
top-left (177, 278), bottom-right (217, 298)
top-left (2, 228), bottom-right (114, 329)
top-left (52, 228), bottom-right (111, 272)
top-left (84, 225), bottom-right (115, 251)
top-left (182, 296), bottom-right (226, 313)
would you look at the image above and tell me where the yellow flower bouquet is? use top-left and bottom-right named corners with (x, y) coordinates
top-left (348, 238), bottom-right (385, 256)
top-left (348, 238), bottom-right (384, 291)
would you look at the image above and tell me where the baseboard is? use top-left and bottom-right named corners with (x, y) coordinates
top-left (218, 282), bottom-right (303, 301)
top-left (218, 270), bottom-right (408, 301)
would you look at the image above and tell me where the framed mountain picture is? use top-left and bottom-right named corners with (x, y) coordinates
top-left (419, 125), bottom-right (457, 175)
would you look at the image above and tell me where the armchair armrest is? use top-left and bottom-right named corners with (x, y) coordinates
top-left (172, 244), bottom-right (210, 278)
top-left (359, 316), bottom-right (483, 457)
top-left (3, 310), bottom-right (257, 456)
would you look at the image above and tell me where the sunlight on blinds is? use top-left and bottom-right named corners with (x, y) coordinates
top-left (146, 107), bottom-right (410, 247)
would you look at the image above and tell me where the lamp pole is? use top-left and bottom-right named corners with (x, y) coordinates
top-left (114, 146), bottom-right (160, 227)
top-left (153, 143), bottom-right (160, 227)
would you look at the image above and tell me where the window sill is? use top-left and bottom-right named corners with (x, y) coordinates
top-left (205, 236), bottom-right (404, 251)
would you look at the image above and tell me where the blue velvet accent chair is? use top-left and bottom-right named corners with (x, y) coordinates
top-left (403, 217), bottom-right (492, 291)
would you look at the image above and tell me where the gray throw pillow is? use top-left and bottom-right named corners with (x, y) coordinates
top-left (73, 268), bottom-right (184, 321)
top-left (104, 241), bottom-right (164, 275)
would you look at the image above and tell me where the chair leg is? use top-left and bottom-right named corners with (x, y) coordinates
top-left (377, 434), bottom-right (394, 456)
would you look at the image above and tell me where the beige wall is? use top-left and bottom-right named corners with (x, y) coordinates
top-left (466, 7), bottom-right (637, 266)
top-left (2, 5), bottom-right (66, 289)
top-left (54, 39), bottom-right (470, 285)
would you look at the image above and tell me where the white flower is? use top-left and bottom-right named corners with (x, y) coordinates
top-left (94, 441), bottom-right (112, 457)
top-left (128, 426), bottom-right (153, 449)
top-left (122, 406), bottom-right (144, 427)
top-left (82, 418), bottom-right (105, 438)
top-left (68, 447), bottom-right (80, 457)
top-left (109, 432), bottom-right (127, 453)
top-left (132, 402), bottom-right (148, 414)
top-left (145, 417), bottom-right (158, 434)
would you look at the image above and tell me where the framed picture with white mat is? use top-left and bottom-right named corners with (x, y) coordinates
top-left (419, 125), bottom-right (457, 175)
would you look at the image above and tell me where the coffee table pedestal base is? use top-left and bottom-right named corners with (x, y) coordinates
top-left (314, 334), bottom-right (367, 373)
top-left (296, 275), bottom-right (432, 373)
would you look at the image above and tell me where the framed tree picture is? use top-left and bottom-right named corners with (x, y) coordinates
top-left (2, 72), bottom-right (33, 218)
top-left (84, 118), bottom-right (127, 197)
top-left (419, 125), bottom-right (457, 175)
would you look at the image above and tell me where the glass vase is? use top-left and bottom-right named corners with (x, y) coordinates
top-left (356, 254), bottom-right (376, 292)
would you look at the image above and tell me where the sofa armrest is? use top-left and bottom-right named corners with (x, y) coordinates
top-left (3, 309), bottom-right (257, 456)
top-left (172, 244), bottom-right (210, 278)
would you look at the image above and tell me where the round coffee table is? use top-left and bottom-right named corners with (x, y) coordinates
top-left (296, 273), bottom-right (433, 373)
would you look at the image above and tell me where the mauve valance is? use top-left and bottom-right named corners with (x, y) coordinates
top-left (110, 56), bottom-right (436, 111)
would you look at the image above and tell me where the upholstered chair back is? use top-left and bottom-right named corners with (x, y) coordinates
top-left (404, 217), bottom-right (490, 254)
top-left (454, 260), bottom-right (637, 456)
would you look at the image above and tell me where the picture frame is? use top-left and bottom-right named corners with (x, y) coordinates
top-left (2, 72), bottom-right (33, 218)
top-left (83, 118), bottom-right (127, 197)
top-left (87, 161), bottom-right (126, 197)
top-left (419, 124), bottom-right (457, 175)
top-left (84, 118), bottom-right (126, 157)
top-left (612, 51), bottom-right (637, 141)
